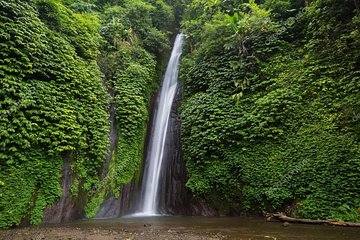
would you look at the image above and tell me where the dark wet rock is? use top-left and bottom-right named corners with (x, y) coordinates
top-left (96, 63), bottom-right (216, 217)
top-left (157, 85), bottom-right (217, 216)
top-left (43, 156), bottom-right (84, 224)
top-left (95, 196), bottom-right (121, 218)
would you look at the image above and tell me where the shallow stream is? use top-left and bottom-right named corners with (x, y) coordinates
top-left (2, 216), bottom-right (360, 239)
top-left (64, 216), bottom-right (360, 240)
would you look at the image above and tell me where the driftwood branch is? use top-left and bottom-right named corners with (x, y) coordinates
top-left (267, 213), bottom-right (360, 227)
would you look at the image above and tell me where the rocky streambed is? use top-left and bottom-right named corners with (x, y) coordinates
top-left (0, 226), bottom-right (224, 240)
top-left (1, 216), bottom-right (360, 240)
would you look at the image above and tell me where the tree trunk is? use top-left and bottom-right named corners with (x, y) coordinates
top-left (267, 213), bottom-right (360, 227)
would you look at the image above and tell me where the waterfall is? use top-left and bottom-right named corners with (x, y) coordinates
top-left (135, 34), bottom-right (184, 216)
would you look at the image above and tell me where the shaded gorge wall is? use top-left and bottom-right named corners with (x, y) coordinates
top-left (96, 54), bottom-right (216, 217)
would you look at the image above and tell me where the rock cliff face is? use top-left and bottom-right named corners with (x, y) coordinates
top-left (43, 158), bottom-right (84, 223)
top-left (43, 91), bottom-right (119, 223)
top-left (157, 85), bottom-right (185, 214)
top-left (157, 86), bottom-right (215, 216)
top-left (95, 90), bottom-right (160, 218)
top-left (96, 85), bottom-right (216, 218)
top-left (43, 57), bottom-right (215, 223)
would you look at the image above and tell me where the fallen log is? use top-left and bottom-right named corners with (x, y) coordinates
top-left (267, 213), bottom-right (360, 227)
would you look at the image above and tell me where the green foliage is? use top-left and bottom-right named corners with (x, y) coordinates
top-left (0, 0), bottom-right (109, 228)
top-left (263, 0), bottom-right (292, 19)
top-left (180, 0), bottom-right (360, 221)
top-left (84, 0), bottom-right (172, 217)
top-left (84, 189), bottom-right (106, 218)
top-left (1, 0), bottom-right (177, 228)
top-left (68, 0), bottom-right (99, 12)
top-left (149, 0), bottom-right (175, 31)
top-left (34, 0), bottom-right (102, 59)
top-left (100, 0), bottom-right (173, 55)
top-left (115, 63), bottom-right (155, 138)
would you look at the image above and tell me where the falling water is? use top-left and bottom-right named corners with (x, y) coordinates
top-left (135, 34), bottom-right (184, 216)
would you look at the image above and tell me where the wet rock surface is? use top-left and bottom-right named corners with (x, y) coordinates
top-left (43, 157), bottom-right (84, 224)
top-left (159, 86), bottom-right (216, 216)
top-left (97, 83), bottom-right (216, 217)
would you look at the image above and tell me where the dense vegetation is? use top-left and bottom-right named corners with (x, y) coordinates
top-left (1, 0), bottom-right (359, 229)
top-left (180, 0), bottom-right (360, 221)
top-left (0, 0), bottom-right (175, 228)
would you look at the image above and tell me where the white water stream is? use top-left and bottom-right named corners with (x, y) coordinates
top-left (134, 34), bottom-right (184, 216)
